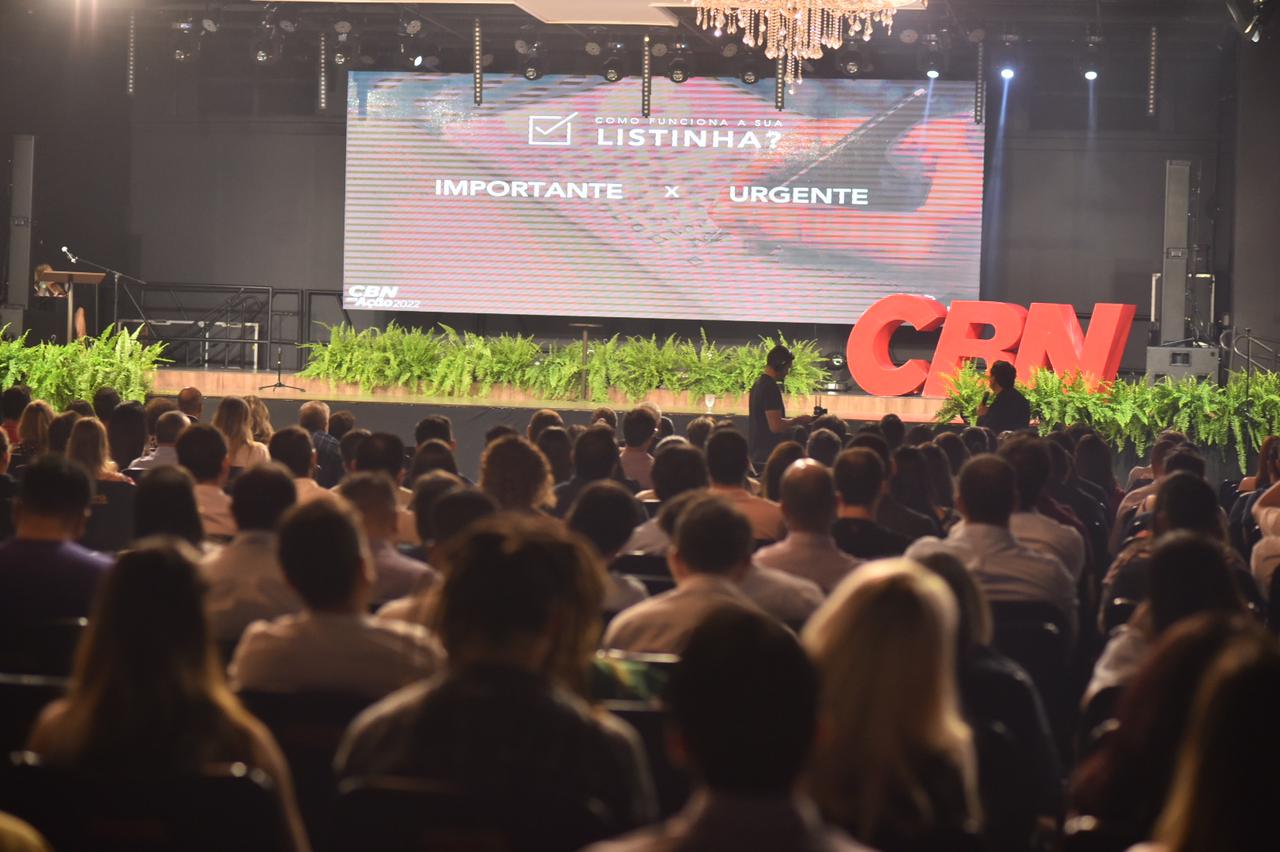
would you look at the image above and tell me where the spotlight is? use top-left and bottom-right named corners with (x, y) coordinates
top-left (1079, 35), bottom-right (1103, 82)
top-left (171, 19), bottom-right (200, 64)
top-left (992, 34), bottom-right (1021, 81)
top-left (522, 50), bottom-right (546, 80)
top-left (739, 62), bottom-right (761, 84)
top-left (420, 44), bottom-right (442, 70)
top-left (918, 33), bottom-right (948, 80)
top-left (398, 38), bottom-right (425, 69)
top-left (585, 40), bottom-right (602, 57)
top-left (667, 39), bottom-right (692, 82)
top-left (1000, 66), bottom-right (1015, 80)
top-left (835, 45), bottom-right (871, 77)
top-left (1228, 0), bottom-right (1277, 41)
top-left (602, 56), bottom-right (624, 82)
top-left (252, 24), bottom-right (283, 66)
top-left (331, 20), bottom-right (359, 67)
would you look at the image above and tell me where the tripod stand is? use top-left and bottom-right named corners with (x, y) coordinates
top-left (259, 346), bottom-right (304, 392)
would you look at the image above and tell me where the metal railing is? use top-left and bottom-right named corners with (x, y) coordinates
top-left (1223, 328), bottom-right (1280, 374)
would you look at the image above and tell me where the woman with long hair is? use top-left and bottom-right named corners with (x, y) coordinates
top-left (1075, 434), bottom-right (1123, 520)
top-left (1238, 434), bottom-right (1280, 495)
top-left (14, 399), bottom-right (54, 459)
top-left (890, 446), bottom-right (942, 534)
top-left (26, 539), bottom-right (310, 852)
top-left (47, 410), bottom-right (81, 454)
top-left (66, 417), bottom-right (131, 483)
top-left (803, 559), bottom-right (980, 851)
top-left (212, 395), bottom-right (269, 470)
top-left (762, 440), bottom-right (805, 503)
top-left (479, 435), bottom-right (554, 514)
top-left (920, 443), bottom-right (959, 530)
top-left (244, 395), bottom-right (274, 444)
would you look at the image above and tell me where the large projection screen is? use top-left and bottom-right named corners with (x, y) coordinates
top-left (343, 73), bottom-right (985, 322)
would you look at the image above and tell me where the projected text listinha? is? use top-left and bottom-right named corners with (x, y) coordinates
top-left (431, 179), bottom-right (871, 206)
top-left (528, 113), bottom-right (786, 150)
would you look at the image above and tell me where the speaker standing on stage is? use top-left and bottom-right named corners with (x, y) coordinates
top-left (976, 360), bottom-right (1031, 435)
top-left (749, 345), bottom-right (813, 466)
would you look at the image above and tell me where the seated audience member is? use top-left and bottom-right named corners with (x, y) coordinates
top-left (1135, 631), bottom-right (1280, 852)
top-left (905, 424), bottom-right (936, 446)
top-left (934, 432), bottom-right (970, 476)
top-left (328, 410), bottom-right (356, 441)
top-left (1252, 476), bottom-right (1280, 594)
top-left (1070, 613), bottom-right (1260, 846)
top-left (107, 401), bottom-right (147, 471)
top-left (591, 406), bottom-right (618, 430)
top-left (212, 395), bottom-right (270, 470)
top-left (974, 437), bottom-right (1087, 581)
top-left (230, 499), bottom-right (442, 698)
top-left (603, 494), bottom-right (762, 654)
top-left (685, 415), bottom-right (715, 450)
top-left (176, 385), bottom-right (204, 421)
top-left (1, 384), bottom-right (30, 443)
top-left (339, 428), bottom-right (370, 477)
top-left (831, 448), bottom-right (910, 559)
top-left (337, 472), bottom-right (435, 604)
top-left (176, 422), bottom-right (236, 539)
top-left (299, 400), bottom-right (344, 488)
top-left (408, 470), bottom-right (465, 550)
top-left (91, 386), bottom-right (121, 423)
top-left (268, 425), bottom-right (333, 505)
top-left (803, 560), bottom-right (980, 852)
top-left (805, 428), bottom-right (843, 468)
top-left (480, 434), bottom-right (555, 515)
top-left (202, 464), bottom-right (302, 643)
top-left (526, 407), bottom-right (564, 443)
top-left (414, 414), bottom-right (455, 449)
top-left (128, 410), bottom-right (188, 471)
top-left (1085, 532), bottom-right (1246, 705)
top-left (537, 425), bottom-right (574, 486)
top-left (619, 408), bottom-right (658, 490)
top-left (67, 417), bottom-right (132, 484)
top-left (706, 428), bottom-right (785, 542)
top-left (14, 399), bottom-right (54, 461)
top-left (658, 415), bottom-right (675, 442)
top-left (880, 412), bottom-right (907, 450)
top-left (335, 514), bottom-right (655, 829)
top-left (47, 410), bottom-right (81, 454)
top-left (133, 466), bottom-right (204, 547)
top-left (554, 424), bottom-right (626, 516)
top-left (960, 426), bottom-right (991, 458)
top-left (1115, 435), bottom-right (1183, 526)
top-left (143, 396), bottom-right (178, 443)
top-left (484, 423), bottom-right (518, 445)
top-left (1121, 429), bottom-right (1185, 491)
top-left (25, 539), bottom-right (310, 852)
top-left (888, 446), bottom-right (944, 536)
top-left (915, 551), bottom-right (1061, 849)
top-left (1072, 434), bottom-right (1124, 520)
top-left (354, 432), bottom-right (417, 542)
top-left (907, 455), bottom-right (1078, 639)
top-left (566, 481), bottom-right (649, 613)
top-left (623, 443), bottom-right (709, 556)
top-left (245, 395), bottom-right (274, 444)
top-left (920, 444), bottom-right (959, 530)
top-left (588, 609), bottom-right (870, 852)
top-left (0, 456), bottom-right (110, 621)
top-left (64, 400), bottom-right (92, 417)
top-left (406, 438), bottom-right (462, 486)
top-left (0, 430), bottom-right (15, 539)
top-left (756, 459), bottom-right (862, 593)
top-left (812, 414), bottom-right (850, 443)
top-left (762, 441), bottom-right (806, 503)
top-left (849, 433), bottom-right (937, 542)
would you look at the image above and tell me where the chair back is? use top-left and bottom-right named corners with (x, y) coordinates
top-left (634, 575), bottom-right (675, 596)
top-left (0, 618), bottom-right (87, 676)
top-left (610, 553), bottom-right (669, 579)
top-left (0, 674), bottom-right (67, 754)
top-left (1100, 597), bottom-right (1139, 636)
top-left (601, 700), bottom-right (691, 819)
top-left (988, 601), bottom-right (1076, 740)
top-left (80, 480), bottom-right (136, 552)
top-left (0, 751), bottom-right (285, 852)
top-left (331, 776), bottom-right (614, 852)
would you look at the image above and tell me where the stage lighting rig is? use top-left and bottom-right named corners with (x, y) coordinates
top-left (252, 21), bottom-right (283, 67)
top-left (991, 34), bottom-right (1021, 80)
top-left (666, 39), bottom-right (692, 83)
top-left (1228, 0), bottom-right (1276, 42)
top-left (835, 44), bottom-right (872, 77)
top-left (331, 19), bottom-right (361, 67)
top-left (522, 41), bottom-right (546, 80)
top-left (1079, 35), bottom-right (1103, 82)
top-left (171, 18), bottom-right (200, 64)
top-left (601, 39), bottom-right (628, 82)
top-left (739, 59), bottom-right (762, 84)
top-left (917, 33), bottom-right (948, 80)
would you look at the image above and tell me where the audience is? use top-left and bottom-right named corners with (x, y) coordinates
top-left (106, 401), bottom-right (147, 470)
top-left (335, 514), bottom-right (655, 829)
top-left (1, 384), bottom-right (31, 443)
top-left (806, 427), bottom-right (843, 467)
top-left (591, 406), bottom-right (618, 429)
top-left (850, 433), bottom-right (938, 541)
top-left (480, 434), bottom-right (555, 515)
top-left (526, 407), bottom-right (564, 443)
top-left (268, 425), bottom-right (333, 504)
top-left (761, 440), bottom-right (806, 502)
top-left (407, 470), bottom-right (465, 552)
top-left (176, 386), bottom-right (203, 420)
top-left (212, 395), bottom-right (270, 470)
top-left (988, 437), bottom-right (1087, 581)
top-left (128, 409), bottom-right (188, 471)
top-left (0, 455), bottom-right (109, 621)
top-left (555, 424), bottom-right (627, 516)
top-left (336, 472), bottom-right (435, 604)
top-left (408, 438), bottom-right (460, 484)
top-left (229, 499), bottom-right (442, 698)
top-left (47, 409), bottom-right (80, 454)
top-left (245, 394), bottom-right (274, 443)
top-left (132, 465), bottom-right (204, 546)
top-left (14, 399), bottom-right (53, 461)
top-left (202, 464), bottom-right (302, 643)
top-left (327, 409), bottom-right (356, 441)
top-left (299, 400), bottom-right (344, 487)
top-left (143, 396), bottom-right (178, 442)
top-left (831, 447), bottom-right (910, 559)
top-left (622, 442), bottom-right (709, 556)
top-left (414, 414), bottom-right (454, 448)
top-left (91, 386), bottom-right (120, 423)
top-left (353, 431), bottom-right (417, 543)
top-left (705, 428), bottom-right (785, 542)
top-left (536, 425), bottom-right (575, 485)
top-left (339, 427), bottom-right (370, 475)
top-left (66, 417), bottom-right (131, 484)
top-left (685, 415), bottom-right (715, 449)
top-left (756, 459), bottom-right (862, 593)
top-left (0, 430), bottom-right (14, 540)
top-left (566, 480), bottom-right (649, 612)
top-left (25, 539), bottom-right (310, 852)
top-left (175, 422), bottom-right (236, 539)
top-left (619, 407), bottom-right (658, 490)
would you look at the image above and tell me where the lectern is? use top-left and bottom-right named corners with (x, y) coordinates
top-left (35, 270), bottom-right (105, 342)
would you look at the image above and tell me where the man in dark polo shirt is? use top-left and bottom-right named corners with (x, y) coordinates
top-left (977, 360), bottom-right (1032, 436)
top-left (748, 345), bottom-right (813, 467)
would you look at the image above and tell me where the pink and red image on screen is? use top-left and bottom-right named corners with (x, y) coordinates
top-left (343, 73), bottom-right (985, 323)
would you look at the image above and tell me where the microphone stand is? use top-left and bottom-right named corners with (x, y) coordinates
top-left (62, 250), bottom-right (152, 336)
top-left (259, 346), bottom-right (304, 393)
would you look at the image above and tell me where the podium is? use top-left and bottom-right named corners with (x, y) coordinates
top-left (35, 270), bottom-right (105, 342)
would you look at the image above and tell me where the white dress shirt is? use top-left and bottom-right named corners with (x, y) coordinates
top-left (602, 573), bottom-right (761, 655)
top-left (738, 564), bottom-right (824, 625)
top-left (370, 539), bottom-right (436, 605)
top-left (954, 512), bottom-right (1085, 582)
top-left (618, 447), bottom-right (654, 491)
top-left (229, 611), bottom-right (443, 698)
top-left (709, 485), bottom-right (787, 542)
top-left (128, 444), bottom-right (178, 472)
top-left (201, 530), bottom-right (301, 641)
top-left (194, 482), bottom-right (236, 539)
top-left (907, 522), bottom-right (1078, 639)
top-left (622, 517), bottom-right (670, 556)
top-left (1083, 625), bottom-right (1151, 706)
top-left (755, 531), bottom-right (862, 593)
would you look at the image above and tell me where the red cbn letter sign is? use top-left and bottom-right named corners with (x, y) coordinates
top-left (846, 296), bottom-right (1136, 397)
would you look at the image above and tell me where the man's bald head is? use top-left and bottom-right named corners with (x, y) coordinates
top-left (779, 458), bottom-right (838, 533)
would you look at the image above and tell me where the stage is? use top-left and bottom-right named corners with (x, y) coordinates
top-left (151, 368), bottom-right (947, 480)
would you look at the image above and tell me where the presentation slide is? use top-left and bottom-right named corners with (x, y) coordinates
top-left (343, 73), bottom-right (985, 324)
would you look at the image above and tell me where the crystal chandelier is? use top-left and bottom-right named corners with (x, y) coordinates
top-left (693, 1), bottom-right (923, 86)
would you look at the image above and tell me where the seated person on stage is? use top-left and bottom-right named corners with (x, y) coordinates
top-left (623, 442), bottom-right (709, 556)
top-left (335, 513), bottom-right (656, 829)
top-left (353, 431), bottom-right (417, 543)
top-left (201, 464), bottom-right (302, 644)
top-left (976, 360), bottom-right (1032, 435)
top-left (229, 499), bottom-right (442, 699)
top-left (128, 409), bottom-right (189, 472)
top-left (0, 455), bottom-right (111, 622)
top-left (706, 428), bottom-right (786, 542)
top-left (603, 494), bottom-right (763, 654)
top-left (831, 448), bottom-right (911, 559)
top-left (587, 608), bottom-right (870, 852)
top-left (907, 455), bottom-right (1077, 641)
top-left (848, 433), bottom-right (937, 542)
top-left (756, 459), bottom-right (862, 594)
top-left (618, 407), bottom-right (657, 492)
top-left (269, 425), bottom-right (335, 505)
top-left (298, 400), bottom-right (344, 488)
top-left (566, 480), bottom-right (649, 613)
top-left (176, 422), bottom-right (236, 540)
top-left (336, 472), bottom-right (436, 605)
top-left (554, 424), bottom-right (627, 517)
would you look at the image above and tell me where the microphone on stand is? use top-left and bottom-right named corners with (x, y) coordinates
top-left (61, 245), bottom-right (78, 263)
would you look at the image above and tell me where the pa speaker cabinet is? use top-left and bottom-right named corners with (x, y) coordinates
top-left (1145, 345), bottom-right (1220, 383)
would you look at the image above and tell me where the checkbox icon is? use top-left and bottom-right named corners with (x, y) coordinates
top-left (528, 113), bottom-right (578, 146)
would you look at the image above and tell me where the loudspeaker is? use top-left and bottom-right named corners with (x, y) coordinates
top-left (1159, 159), bottom-right (1192, 345)
top-left (3, 135), bottom-right (35, 332)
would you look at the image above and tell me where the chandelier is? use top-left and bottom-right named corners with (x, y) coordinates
top-left (693, 1), bottom-right (922, 86)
